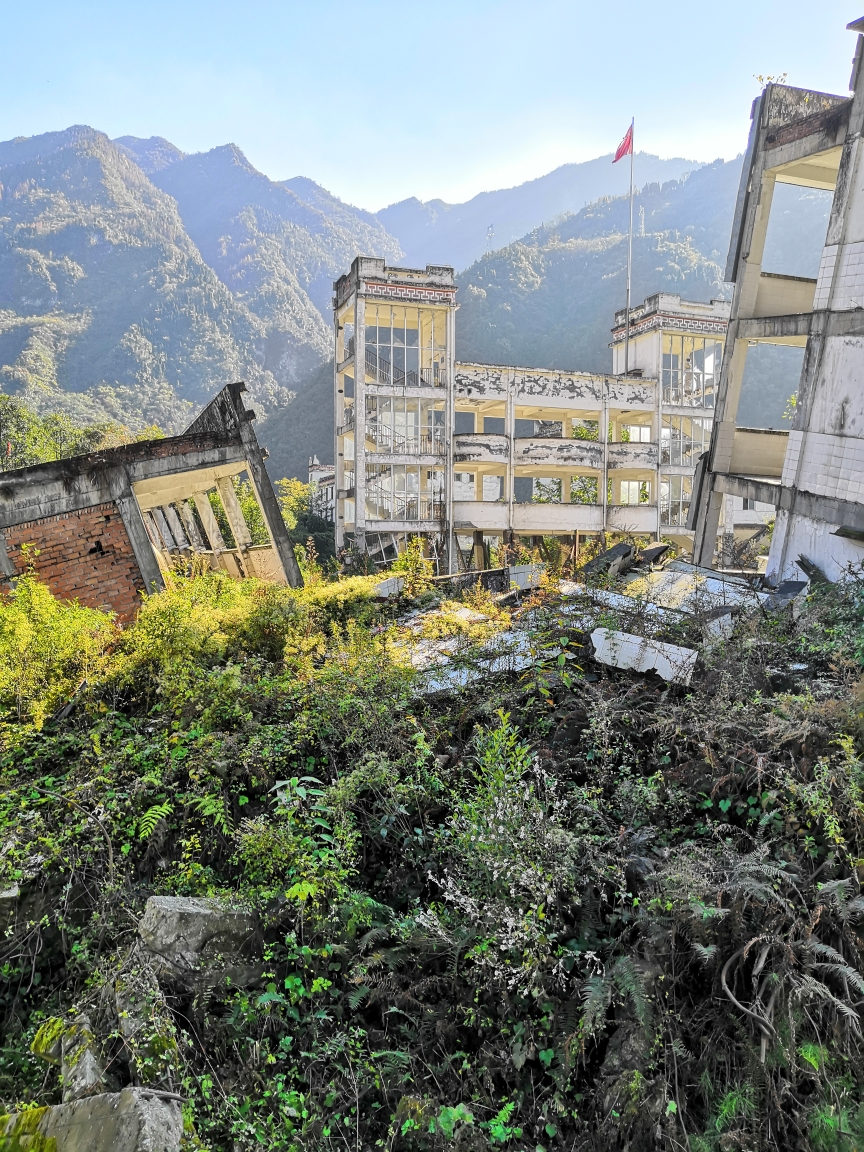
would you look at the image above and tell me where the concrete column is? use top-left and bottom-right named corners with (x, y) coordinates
top-left (334, 310), bottom-right (344, 552)
top-left (179, 500), bottom-right (206, 550)
top-left (693, 488), bottom-right (723, 567)
top-left (354, 296), bottom-right (367, 555)
top-left (193, 492), bottom-right (227, 552)
top-left (601, 380), bottom-right (609, 533)
top-left (445, 300), bottom-right (456, 573)
top-left (151, 508), bottom-right (177, 552)
top-left (472, 529), bottom-right (485, 571)
top-left (720, 492), bottom-right (736, 568)
top-left (216, 477), bottom-right (253, 547)
top-left (106, 467), bottom-right (165, 595)
top-left (506, 372), bottom-right (515, 539)
top-left (562, 474), bottom-right (571, 503)
top-left (163, 505), bottom-right (190, 551)
top-left (655, 381), bottom-right (663, 542)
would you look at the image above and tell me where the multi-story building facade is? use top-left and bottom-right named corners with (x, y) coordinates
top-left (333, 258), bottom-right (735, 568)
top-left (307, 456), bottom-right (336, 523)
top-left (333, 257), bottom-right (456, 565)
top-left (691, 17), bottom-right (864, 581)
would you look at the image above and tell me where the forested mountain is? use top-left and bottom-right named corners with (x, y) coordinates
top-left (455, 160), bottom-right (832, 429)
top-left (377, 152), bottom-right (701, 270)
top-left (0, 125), bottom-right (835, 476)
top-left (146, 144), bottom-right (403, 378)
top-left (0, 126), bottom-right (283, 430)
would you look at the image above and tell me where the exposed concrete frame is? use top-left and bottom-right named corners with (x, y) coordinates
top-left (0, 382), bottom-right (303, 598)
top-left (692, 47), bottom-right (864, 572)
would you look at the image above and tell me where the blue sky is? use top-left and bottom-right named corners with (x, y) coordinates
top-left (0, 0), bottom-right (860, 210)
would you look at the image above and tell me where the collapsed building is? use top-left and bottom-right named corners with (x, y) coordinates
top-left (691, 17), bottom-right (864, 581)
top-left (0, 383), bottom-right (302, 619)
top-left (332, 257), bottom-right (768, 570)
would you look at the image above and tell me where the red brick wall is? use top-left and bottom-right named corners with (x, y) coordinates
top-left (3, 502), bottom-right (146, 621)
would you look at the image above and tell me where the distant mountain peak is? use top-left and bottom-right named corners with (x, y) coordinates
top-left (113, 135), bottom-right (186, 175)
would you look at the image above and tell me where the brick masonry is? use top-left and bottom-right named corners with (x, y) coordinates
top-left (2, 501), bottom-right (145, 620)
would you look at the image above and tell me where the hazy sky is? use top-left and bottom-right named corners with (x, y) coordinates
top-left (0, 0), bottom-right (860, 210)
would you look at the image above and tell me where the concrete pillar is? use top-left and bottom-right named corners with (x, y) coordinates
top-left (601, 380), bottom-right (609, 531)
top-left (216, 477), bottom-right (252, 548)
top-left (472, 529), bottom-right (486, 571)
top-left (163, 505), bottom-right (190, 552)
top-left (506, 372), bottom-right (515, 540)
top-left (151, 508), bottom-right (177, 552)
top-left (354, 297), bottom-right (367, 555)
top-left (179, 500), bottom-right (206, 550)
top-left (193, 492), bottom-right (227, 552)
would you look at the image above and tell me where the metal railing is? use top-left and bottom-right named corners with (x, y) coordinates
top-left (365, 423), bottom-right (445, 455)
top-left (365, 348), bottom-right (446, 388)
top-left (365, 492), bottom-right (445, 522)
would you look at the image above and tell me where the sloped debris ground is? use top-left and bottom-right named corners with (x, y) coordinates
top-left (0, 561), bottom-right (862, 1152)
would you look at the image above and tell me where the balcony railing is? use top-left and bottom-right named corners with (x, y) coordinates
top-left (365, 493), bottom-right (445, 522)
top-left (339, 406), bottom-right (356, 432)
top-left (365, 348), bottom-right (446, 388)
top-left (366, 423), bottom-right (445, 455)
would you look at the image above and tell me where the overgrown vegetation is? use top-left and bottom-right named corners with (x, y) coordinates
top-left (0, 557), bottom-right (862, 1151)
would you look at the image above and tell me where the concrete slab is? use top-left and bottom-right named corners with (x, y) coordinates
top-left (0, 1088), bottom-right (182, 1152)
top-left (590, 627), bottom-right (698, 685)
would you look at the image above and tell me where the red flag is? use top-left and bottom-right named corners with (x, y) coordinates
top-left (614, 123), bottom-right (633, 163)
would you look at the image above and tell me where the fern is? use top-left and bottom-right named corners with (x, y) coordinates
top-left (611, 955), bottom-right (651, 1027)
top-left (581, 973), bottom-right (612, 1035)
top-left (138, 801), bottom-right (173, 840)
top-left (190, 794), bottom-right (233, 834)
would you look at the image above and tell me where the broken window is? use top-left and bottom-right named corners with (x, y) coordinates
top-left (662, 335), bottom-right (722, 407)
top-left (365, 304), bottom-right (447, 387)
top-left (660, 415), bottom-right (712, 465)
top-left (570, 475), bottom-right (598, 504)
top-left (365, 464), bottom-right (444, 521)
top-left (483, 475), bottom-right (504, 501)
top-left (365, 395), bottom-right (445, 454)
top-left (532, 478), bottom-right (562, 503)
top-left (619, 480), bottom-right (651, 505)
top-left (572, 420), bottom-right (599, 441)
top-left (660, 474), bottom-right (692, 526)
top-left (453, 472), bottom-right (475, 500)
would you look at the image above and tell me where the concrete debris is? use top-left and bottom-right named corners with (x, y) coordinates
top-left (0, 884), bottom-right (18, 932)
top-left (138, 896), bottom-right (258, 985)
top-left (580, 542), bottom-right (636, 579)
top-left (620, 560), bottom-right (770, 615)
top-left (373, 575), bottom-right (404, 599)
top-left (0, 1087), bottom-right (183, 1152)
top-left (375, 566), bottom-right (531, 601)
top-left (31, 1015), bottom-right (115, 1102)
top-left (60, 1015), bottom-right (114, 1102)
top-left (590, 627), bottom-right (698, 686)
top-left (508, 562), bottom-right (545, 590)
top-left (115, 953), bottom-right (178, 1090)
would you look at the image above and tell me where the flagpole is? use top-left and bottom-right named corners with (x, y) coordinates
top-left (624, 117), bottom-right (634, 375)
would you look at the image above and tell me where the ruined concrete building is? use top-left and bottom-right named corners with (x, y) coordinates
top-left (0, 383), bottom-right (302, 619)
top-left (691, 17), bottom-right (864, 580)
top-left (333, 256), bottom-right (741, 568)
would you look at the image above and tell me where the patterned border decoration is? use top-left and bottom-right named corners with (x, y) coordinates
top-left (363, 281), bottom-right (456, 304)
top-left (610, 313), bottom-right (728, 342)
